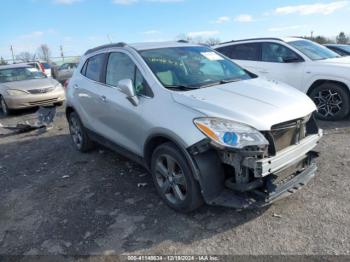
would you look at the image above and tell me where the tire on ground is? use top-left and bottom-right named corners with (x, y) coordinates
top-left (151, 142), bottom-right (203, 213)
top-left (309, 82), bottom-right (350, 121)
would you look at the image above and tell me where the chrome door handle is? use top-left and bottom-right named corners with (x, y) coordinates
top-left (73, 84), bottom-right (79, 89)
top-left (100, 95), bottom-right (107, 102)
top-left (259, 70), bottom-right (268, 74)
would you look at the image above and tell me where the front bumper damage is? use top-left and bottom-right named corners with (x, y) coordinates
top-left (188, 119), bottom-right (323, 209)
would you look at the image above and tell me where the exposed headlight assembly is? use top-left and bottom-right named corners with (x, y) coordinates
top-left (6, 89), bottom-right (28, 96)
top-left (194, 118), bottom-right (269, 149)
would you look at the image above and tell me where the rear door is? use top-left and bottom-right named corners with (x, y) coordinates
top-left (72, 53), bottom-right (107, 132)
top-left (216, 43), bottom-right (263, 75)
top-left (259, 42), bottom-right (305, 89)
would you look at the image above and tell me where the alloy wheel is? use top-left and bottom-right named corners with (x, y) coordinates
top-left (313, 89), bottom-right (343, 118)
top-left (69, 116), bottom-right (83, 149)
top-left (155, 154), bottom-right (188, 204)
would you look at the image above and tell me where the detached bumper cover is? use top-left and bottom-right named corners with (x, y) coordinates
top-left (210, 162), bottom-right (318, 209)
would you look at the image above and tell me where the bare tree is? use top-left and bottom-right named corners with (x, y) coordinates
top-left (37, 44), bottom-right (51, 62)
top-left (16, 52), bottom-right (36, 62)
top-left (336, 32), bottom-right (349, 44)
top-left (176, 34), bottom-right (221, 46)
top-left (0, 57), bottom-right (8, 65)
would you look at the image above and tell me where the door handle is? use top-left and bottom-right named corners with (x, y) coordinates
top-left (100, 95), bottom-right (107, 102)
top-left (259, 70), bottom-right (268, 74)
top-left (73, 84), bottom-right (79, 89)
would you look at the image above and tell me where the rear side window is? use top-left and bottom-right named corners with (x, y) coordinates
top-left (215, 45), bottom-right (234, 57)
top-left (230, 43), bottom-right (261, 61)
top-left (84, 54), bottom-right (105, 82)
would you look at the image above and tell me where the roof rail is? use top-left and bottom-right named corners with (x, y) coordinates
top-left (177, 40), bottom-right (189, 43)
top-left (84, 42), bottom-right (127, 55)
top-left (218, 37), bottom-right (284, 46)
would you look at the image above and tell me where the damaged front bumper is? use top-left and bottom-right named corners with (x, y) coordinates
top-left (189, 127), bottom-right (323, 209)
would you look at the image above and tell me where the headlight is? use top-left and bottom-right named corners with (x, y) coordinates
top-left (6, 89), bottom-right (28, 96)
top-left (194, 118), bottom-right (269, 149)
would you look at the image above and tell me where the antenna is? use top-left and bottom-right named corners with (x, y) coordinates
top-left (107, 34), bottom-right (113, 44)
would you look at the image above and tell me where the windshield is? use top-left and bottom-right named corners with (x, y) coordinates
top-left (338, 45), bottom-right (350, 53)
top-left (289, 40), bottom-right (340, 60)
top-left (0, 67), bottom-right (46, 83)
top-left (140, 46), bottom-right (253, 89)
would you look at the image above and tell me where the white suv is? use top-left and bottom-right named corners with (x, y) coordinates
top-left (66, 41), bottom-right (322, 212)
top-left (215, 37), bottom-right (350, 121)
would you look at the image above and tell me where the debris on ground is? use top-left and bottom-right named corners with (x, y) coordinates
top-left (273, 213), bottom-right (283, 218)
top-left (137, 183), bottom-right (148, 188)
top-left (0, 106), bottom-right (57, 136)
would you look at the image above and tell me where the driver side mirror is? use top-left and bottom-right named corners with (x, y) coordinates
top-left (282, 56), bottom-right (303, 63)
top-left (118, 79), bottom-right (139, 106)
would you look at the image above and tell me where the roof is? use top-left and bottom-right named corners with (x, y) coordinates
top-left (324, 44), bottom-right (350, 47)
top-left (0, 64), bottom-right (31, 70)
top-left (215, 37), bottom-right (304, 48)
top-left (84, 41), bottom-right (201, 55)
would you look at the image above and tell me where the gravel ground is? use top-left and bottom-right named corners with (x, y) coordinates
top-left (0, 106), bottom-right (349, 257)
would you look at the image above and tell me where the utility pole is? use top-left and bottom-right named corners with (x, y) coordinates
top-left (107, 34), bottom-right (113, 44)
top-left (10, 45), bottom-right (15, 64)
top-left (311, 31), bottom-right (314, 39)
top-left (60, 45), bottom-right (64, 62)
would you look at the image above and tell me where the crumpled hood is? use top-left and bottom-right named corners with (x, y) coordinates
top-left (1, 78), bottom-right (59, 91)
top-left (172, 78), bottom-right (316, 131)
top-left (316, 56), bottom-right (350, 67)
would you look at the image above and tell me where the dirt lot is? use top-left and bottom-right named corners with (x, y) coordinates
top-left (0, 106), bottom-right (349, 257)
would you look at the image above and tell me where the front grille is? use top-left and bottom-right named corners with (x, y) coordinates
top-left (29, 98), bottom-right (58, 106)
top-left (28, 86), bottom-right (55, 94)
top-left (265, 114), bottom-right (318, 155)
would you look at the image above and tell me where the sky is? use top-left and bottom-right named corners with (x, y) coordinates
top-left (0, 0), bottom-right (349, 59)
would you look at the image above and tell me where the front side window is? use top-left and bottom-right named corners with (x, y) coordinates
top-left (289, 40), bottom-right (340, 60)
top-left (140, 46), bottom-right (253, 89)
top-left (106, 52), bottom-right (151, 96)
top-left (85, 54), bottom-right (105, 82)
top-left (262, 42), bottom-right (300, 63)
top-left (0, 67), bottom-right (46, 83)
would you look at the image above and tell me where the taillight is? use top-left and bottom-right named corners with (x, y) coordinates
top-left (39, 63), bottom-right (45, 73)
top-left (64, 79), bottom-right (69, 89)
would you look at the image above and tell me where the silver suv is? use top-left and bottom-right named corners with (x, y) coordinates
top-left (66, 41), bottom-right (323, 212)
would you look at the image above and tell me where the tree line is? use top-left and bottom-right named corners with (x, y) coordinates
top-left (0, 44), bottom-right (51, 65)
top-left (1, 32), bottom-right (349, 66)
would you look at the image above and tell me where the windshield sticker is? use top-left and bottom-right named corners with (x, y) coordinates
top-left (201, 52), bottom-right (224, 61)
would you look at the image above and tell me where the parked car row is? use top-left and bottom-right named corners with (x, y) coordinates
top-left (65, 41), bottom-right (323, 212)
top-left (0, 64), bottom-right (65, 115)
top-left (214, 37), bottom-right (350, 121)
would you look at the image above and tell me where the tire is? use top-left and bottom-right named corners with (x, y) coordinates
top-left (151, 142), bottom-right (203, 213)
top-left (310, 83), bottom-right (350, 121)
top-left (68, 112), bottom-right (94, 152)
top-left (0, 96), bottom-right (10, 116)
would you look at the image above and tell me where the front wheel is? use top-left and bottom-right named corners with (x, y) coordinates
top-left (151, 142), bottom-right (203, 213)
top-left (310, 83), bottom-right (350, 121)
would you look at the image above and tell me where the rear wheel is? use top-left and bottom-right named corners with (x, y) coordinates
top-left (310, 83), bottom-right (350, 121)
top-left (0, 96), bottom-right (10, 116)
top-left (68, 112), bottom-right (94, 152)
top-left (151, 142), bottom-right (203, 212)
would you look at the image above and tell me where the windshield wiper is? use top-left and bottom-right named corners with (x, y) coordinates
top-left (198, 78), bottom-right (242, 88)
top-left (164, 85), bottom-right (199, 90)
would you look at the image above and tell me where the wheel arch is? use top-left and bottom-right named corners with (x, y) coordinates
top-left (144, 133), bottom-right (192, 171)
top-left (307, 79), bottom-right (350, 97)
top-left (65, 106), bottom-right (76, 120)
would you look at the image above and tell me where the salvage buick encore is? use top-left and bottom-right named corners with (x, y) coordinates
top-left (66, 41), bottom-right (323, 212)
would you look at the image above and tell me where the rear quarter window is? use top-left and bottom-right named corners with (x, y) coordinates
top-left (84, 54), bottom-right (105, 82)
